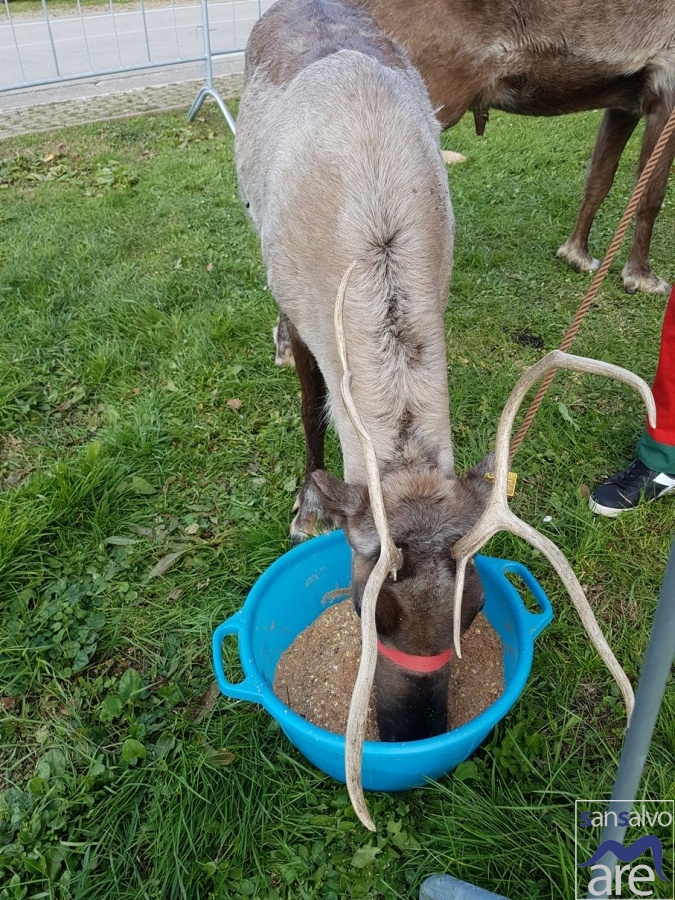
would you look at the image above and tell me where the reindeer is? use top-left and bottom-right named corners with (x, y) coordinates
top-left (236, 0), bottom-right (497, 744)
top-left (355, 0), bottom-right (675, 295)
top-left (236, 0), bottom-right (646, 740)
top-left (235, 0), bottom-right (658, 832)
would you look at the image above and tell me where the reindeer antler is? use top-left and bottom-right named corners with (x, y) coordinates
top-left (452, 350), bottom-right (657, 723)
top-left (335, 261), bottom-right (403, 832)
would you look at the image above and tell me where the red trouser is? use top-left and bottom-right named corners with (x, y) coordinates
top-left (646, 284), bottom-right (675, 446)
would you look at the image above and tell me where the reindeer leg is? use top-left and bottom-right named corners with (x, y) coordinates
top-left (557, 107), bottom-right (640, 274)
top-left (622, 102), bottom-right (675, 295)
top-left (287, 320), bottom-right (334, 542)
top-left (273, 311), bottom-right (296, 367)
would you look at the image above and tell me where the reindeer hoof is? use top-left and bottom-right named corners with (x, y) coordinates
top-left (556, 240), bottom-right (600, 274)
top-left (273, 321), bottom-right (295, 367)
top-left (290, 512), bottom-right (334, 543)
top-left (289, 484), bottom-right (334, 543)
top-left (621, 264), bottom-right (671, 295)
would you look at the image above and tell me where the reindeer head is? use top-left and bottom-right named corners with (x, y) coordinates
top-left (313, 462), bottom-right (491, 741)
top-left (331, 262), bottom-right (656, 832)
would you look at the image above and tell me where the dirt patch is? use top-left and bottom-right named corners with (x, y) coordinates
top-left (273, 599), bottom-right (504, 740)
top-left (1, 433), bottom-right (31, 490)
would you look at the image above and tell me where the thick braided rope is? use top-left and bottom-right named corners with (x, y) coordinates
top-left (509, 104), bottom-right (675, 460)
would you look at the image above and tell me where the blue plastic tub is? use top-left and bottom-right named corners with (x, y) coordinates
top-left (213, 530), bottom-right (553, 791)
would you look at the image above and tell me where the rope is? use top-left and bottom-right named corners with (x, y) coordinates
top-left (509, 103), bottom-right (675, 460)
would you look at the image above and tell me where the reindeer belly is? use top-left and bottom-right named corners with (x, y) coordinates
top-left (482, 61), bottom-right (649, 117)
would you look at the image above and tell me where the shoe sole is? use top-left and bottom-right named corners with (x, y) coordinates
top-left (588, 497), bottom-right (630, 517)
top-left (588, 484), bottom-right (675, 518)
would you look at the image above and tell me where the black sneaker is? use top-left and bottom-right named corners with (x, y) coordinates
top-left (589, 458), bottom-right (675, 517)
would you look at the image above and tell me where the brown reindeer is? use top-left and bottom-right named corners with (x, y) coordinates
top-left (356, 0), bottom-right (675, 295)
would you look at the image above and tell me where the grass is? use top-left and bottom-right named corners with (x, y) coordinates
top-left (0, 103), bottom-right (673, 899)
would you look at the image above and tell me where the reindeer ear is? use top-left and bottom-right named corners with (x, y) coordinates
top-left (460, 451), bottom-right (495, 503)
top-left (466, 452), bottom-right (495, 480)
top-left (311, 471), bottom-right (380, 557)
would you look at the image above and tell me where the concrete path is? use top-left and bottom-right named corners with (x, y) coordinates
top-left (0, 64), bottom-right (243, 141)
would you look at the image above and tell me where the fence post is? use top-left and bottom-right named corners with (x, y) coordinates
top-left (188, 0), bottom-right (237, 135)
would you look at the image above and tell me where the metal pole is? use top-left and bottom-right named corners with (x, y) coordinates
top-left (40, 0), bottom-right (61, 76)
top-left (108, 0), bottom-right (123, 69)
top-left (75, 0), bottom-right (93, 73)
top-left (188, 0), bottom-right (237, 135)
top-left (585, 537), bottom-right (675, 898)
top-left (140, 0), bottom-right (152, 63)
top-left (4, 0), bottom-right (27, 83)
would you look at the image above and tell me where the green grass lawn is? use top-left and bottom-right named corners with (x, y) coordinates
top-left (0, 104), bottom-right (673, 900)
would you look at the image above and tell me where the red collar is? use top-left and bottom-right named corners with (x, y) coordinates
top-left (377, 638), bottom-right (453, 673)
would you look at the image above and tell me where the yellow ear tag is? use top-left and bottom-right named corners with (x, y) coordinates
top-left (484, 471), bottom-right (518, 498)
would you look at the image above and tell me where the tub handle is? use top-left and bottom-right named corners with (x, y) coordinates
top-left (212, 612), bottom-right (266, 704)
top-left (500, 561), bottom-right (554, 639)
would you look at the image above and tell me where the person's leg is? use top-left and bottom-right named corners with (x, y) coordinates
top-left (590, 284), bottom-right (675, 516)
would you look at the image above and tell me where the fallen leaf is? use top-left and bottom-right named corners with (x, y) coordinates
top-left (557, 401), bottom-right (579, 430)
top-left (147, 546), bottom-right (191, 579)
top-left (188, 682), bottom-right (220, 722)
top-left (227, 398), bottom-right (243, 410)
top-left (208, 748), bottom-right (235, 766)
top-left (129, 475), bottom-right (156, 495)
top-left (129, 525), bottom-right (155, 538)
top-left (351, 844), bottom-right (381, 868)
top-left (54, 387), bottom-right (85, 413)
top-left (2, 472), bottom-right (29, 487)
top-left (162, 477), bottom-right (176, 494)
top-left (168, 587), bottom-right (185, 601)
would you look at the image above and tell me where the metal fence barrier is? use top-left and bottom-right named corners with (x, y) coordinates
top-left (1, 0), bottom-right (274, 133)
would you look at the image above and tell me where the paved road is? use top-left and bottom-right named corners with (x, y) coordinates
top-left (0, 1), bottom-right (272, 139)
top-left (1, 1), bottom-right (271, 90)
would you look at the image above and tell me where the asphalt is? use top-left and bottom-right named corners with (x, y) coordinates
top-left (0, 62), bottom-right (244, 142)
